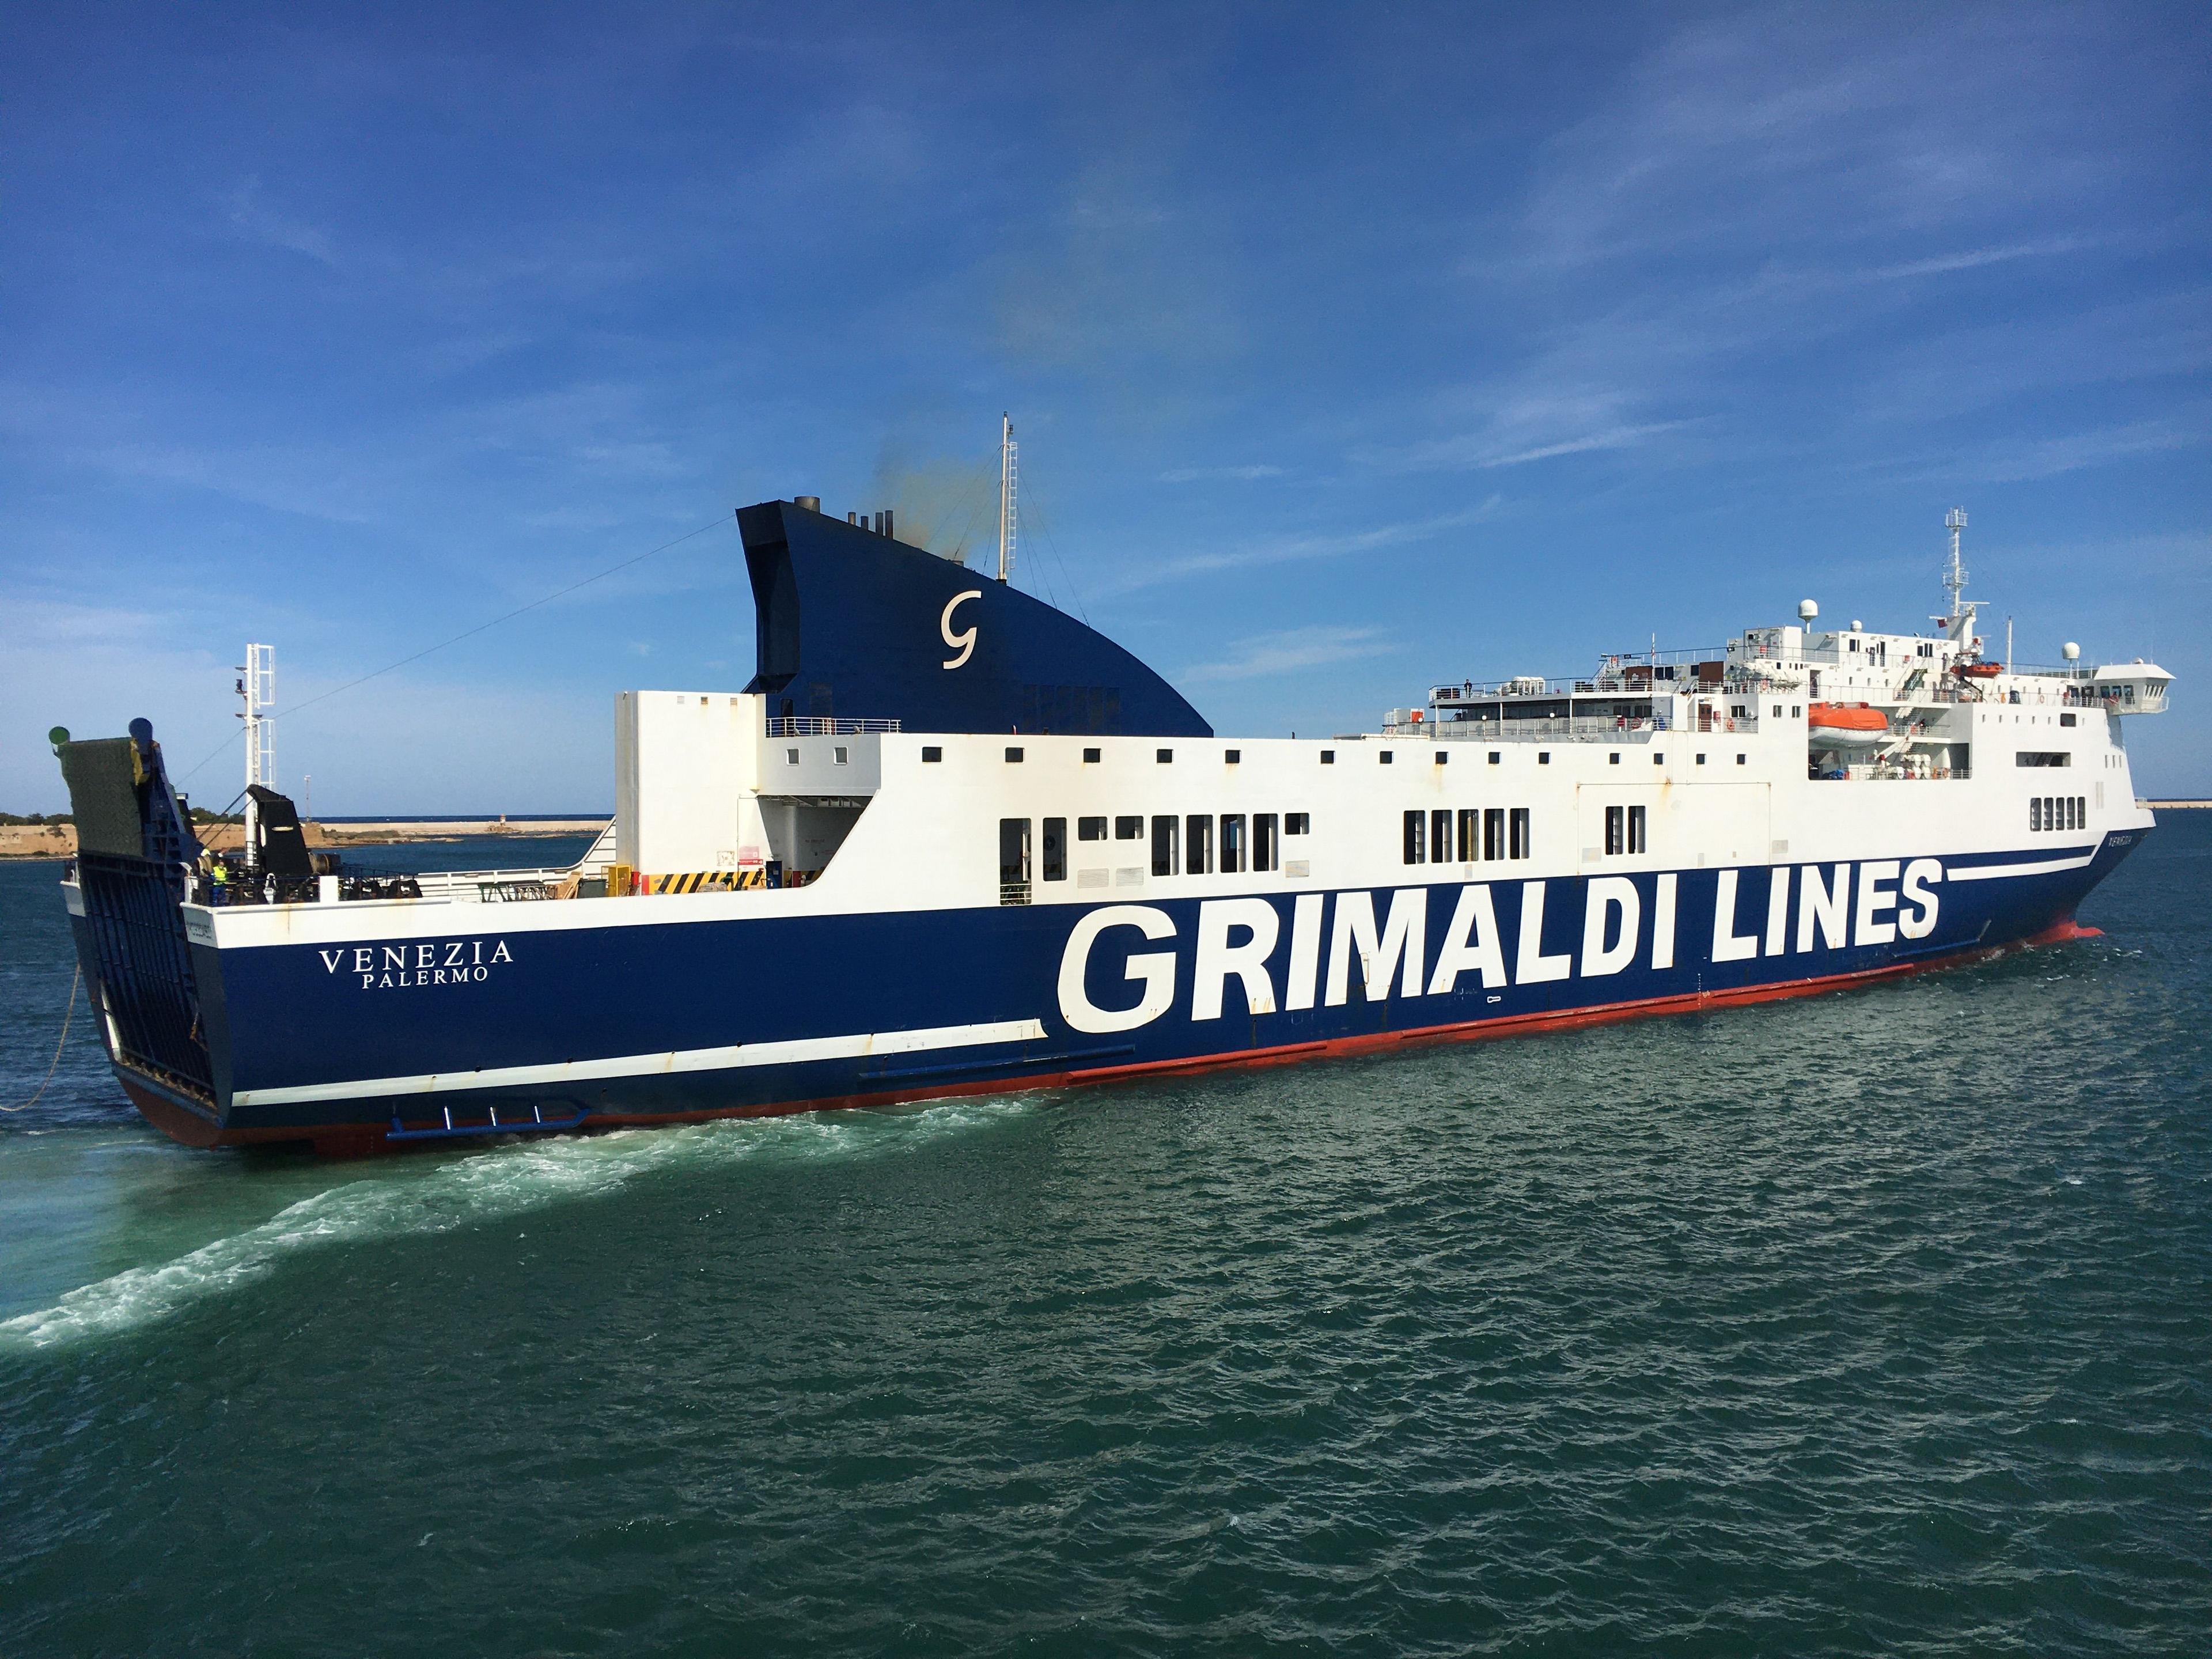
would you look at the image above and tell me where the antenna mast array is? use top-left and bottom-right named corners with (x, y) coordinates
top-left (237, 643), bottom-right (274, 858)
top-left (1943, 507), bottom-right (1969, 622)
top-left (996, 414), bottom-right (1018, 584)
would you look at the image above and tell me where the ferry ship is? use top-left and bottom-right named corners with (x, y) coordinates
top-left (51, 488), bottom-right (2170, 1155)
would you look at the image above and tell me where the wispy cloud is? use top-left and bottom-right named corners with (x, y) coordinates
top-left (1382, 420), bottom-right (1698, 474)
top-left (1869, 237), bottom-right (2089, 282)
top-left (1933, 418), bottom-right (2212, 484)
top-left (1099, 498), bottom-right (1506, 594)
top-left (1158, 464), bottom-right (1286, 483)
top-left (1182, 625), bottom-right (1393, 683)
top-left (221, 176), bottom-right (338, 266)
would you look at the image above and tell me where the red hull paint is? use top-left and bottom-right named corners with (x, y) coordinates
top-left (130, 919), bottom-right (2103, 1158)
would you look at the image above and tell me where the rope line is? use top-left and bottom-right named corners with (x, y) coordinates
top-left (175, 515), bottom-right (733, 785)
top-left (2, 964), bottom-right (82, 1113)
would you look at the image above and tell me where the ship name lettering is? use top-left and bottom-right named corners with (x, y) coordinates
top-left (325, 938), bottom-right (512, 991)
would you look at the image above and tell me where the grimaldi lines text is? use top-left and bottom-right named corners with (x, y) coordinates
top-left (51, 499), bottom-right (2166, 1153)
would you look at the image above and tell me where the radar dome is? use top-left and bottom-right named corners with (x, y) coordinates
top-left (1797, 599), bottom-right (1819, 622)
top-left (2063, 642), bottom-right (2081, 661)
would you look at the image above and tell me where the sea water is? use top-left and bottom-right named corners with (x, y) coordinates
top-left (2, 825), bottom-right (2207, 1655)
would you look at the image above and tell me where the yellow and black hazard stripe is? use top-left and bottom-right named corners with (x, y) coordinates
top-left (650, 870), bottom-right (741, 894)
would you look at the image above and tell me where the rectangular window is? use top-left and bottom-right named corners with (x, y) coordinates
top-left (1186, 814), bottom-right (1213, 874)
top-left (1078, 816), bottom-right (1108, 841)
top-left (2017, 752), bottom-right (2071, 767)
top-left (1225, 749), bottom-right (1241, 764)
top-left (834, 745), bottom-right (849, 764)
top-left (1254, 813), bottom-right (1278, 872)
top-left (1538, 752), bottom-right (1551, 765)
top-left (1484, 806), bottom-right (1505, 861)
top-left (1510, 807), bottom-right (1531, 860)
top-left (2076, 796), bottom-right (2086, 828)
top-left (1005, 746), bottom-right (1024, 762)
top-left (1380, 751), bottom-right (1395, 766)
top-left (1286, 813), bottom-right (1310, 835)
top-left (1605, 805), bottom-right (1625, 856)
top-left (1320, 751), bottom-right (1335, 765)
top-left (1488, 752), bottom-right (1500, 765)
top-left (1084, 747), bottom-right (1101, 763)
top-left (1157, 749), bottom-right (1173, 763)
top-left (1221, 813), bottom-right (1246, 873)
top-left (922, 745), bottom-right (942, 763)
top-left (1041, 818), bottom-right (1066, 881)
top-left (1152, 815), bottom-right (1179, 876)
top-left (1432, 809), bottom-right (1453, 863)
top-left (1000, 818), bottom-right (1030, 882)
top-left (1115, 815), bottom-right (1143, 840)
top-left (2059, 713), bottom-right (2076, 728)
top-left (1457, 809), bottom-right (1478, 862)
top-left (1628, 805), bottom-right (1647, 854)
top-left (1609, 752), bottom-right (1620, 765)
top-left (786, 748), bottom-right (800, 765)
top-left (1403, 810), bottom-right (1426, 865)
top-left (2031, 798), bottom-right (2043, 832)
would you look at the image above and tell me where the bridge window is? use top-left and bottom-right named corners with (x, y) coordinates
top-left (1186, 815), bottom-right (1213, 874)
top-left (1403, 810), bottom-right (1426, 865)
top-left (1079, 817), bottom-right (1108, 840)
top-left (1042, 819), bottom-right (1066, 881)
top-left (1116, 816), bottom-right (1143, 840)
top-left (1221, 814), bottom-right (1246, 873)
top-left (1255, 813), bottom-right (1278, 871)
top-left (1152, 815), bottom-right (1179, 876)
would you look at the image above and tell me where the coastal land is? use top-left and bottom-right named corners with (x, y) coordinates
top-left (0, 818), bottom-right (608, 859)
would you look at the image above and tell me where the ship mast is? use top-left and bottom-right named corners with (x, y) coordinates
top-left (996, 414), bottom-right (1018, 585)
top-left (1939, 507), bottom-right (1980, 650)
top-left (237, 643), bottom-right (274, 862)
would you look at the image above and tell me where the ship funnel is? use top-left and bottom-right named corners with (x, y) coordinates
top-left (794, 495), bottom-right (820, 513)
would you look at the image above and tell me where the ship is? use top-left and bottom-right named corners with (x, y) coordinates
top-left (50, 484), bottom-right (2170, 1155)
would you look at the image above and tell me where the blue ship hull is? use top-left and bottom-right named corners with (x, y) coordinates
top-left (89, 835), bottom-right (2139, 1156)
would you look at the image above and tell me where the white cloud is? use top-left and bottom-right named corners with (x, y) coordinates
top-left (1182, 626), bottom-right (1393, 683)
top-left (1157, 464), bottom-right (1287, 483)
top-left (221, 177), bottom-right (338, 266)
top-left (1097, 498), bottom-right (1506, 595)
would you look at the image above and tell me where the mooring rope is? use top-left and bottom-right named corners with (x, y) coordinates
top-left (2, 964), bottom-right (82, 1112)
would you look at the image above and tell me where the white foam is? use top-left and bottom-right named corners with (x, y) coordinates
top-left (1, 1096), bottom-right (1035, 1350)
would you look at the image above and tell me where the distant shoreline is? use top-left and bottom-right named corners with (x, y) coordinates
top-left (0, 818), bottom-right (608, 859)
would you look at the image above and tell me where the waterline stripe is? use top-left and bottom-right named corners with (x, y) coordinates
top-left (1944, 847), bottom-right (2099, 882)
top-left (233, 1018), bottom-right (1050, 1108)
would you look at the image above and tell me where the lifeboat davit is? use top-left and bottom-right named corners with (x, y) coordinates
top-left (1807, 702), bottom-right (1888, 748)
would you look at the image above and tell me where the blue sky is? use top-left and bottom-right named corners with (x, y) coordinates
top-left (3, 2), bottom-right (2207, 813)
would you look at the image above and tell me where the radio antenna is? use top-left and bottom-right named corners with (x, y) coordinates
top-left (997, 414), bottom-right (1018, 585)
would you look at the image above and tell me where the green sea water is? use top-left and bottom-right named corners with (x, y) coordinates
top-left (2, 824), bottom-right (2208, 1655)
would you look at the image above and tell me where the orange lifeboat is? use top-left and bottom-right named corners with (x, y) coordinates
top-left (1808, 702), bottom-right (1888, 748)
top-left (1953, 660), bottom-right (2003, 679)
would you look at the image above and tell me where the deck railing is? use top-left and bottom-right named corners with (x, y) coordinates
top-left (764, 717), bottom-right (903, 736)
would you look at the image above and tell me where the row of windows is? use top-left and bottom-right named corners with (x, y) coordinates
top-left (1402, 808), bottom-right (1532, 864)
top-left (1001, 812), bottom-right (1313, 883)
top-left (915, 744), bottom-right (1749, 768)
top-left (2032, 796), bottom-right (2085, 833)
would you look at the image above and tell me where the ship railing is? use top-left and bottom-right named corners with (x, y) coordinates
top-left (1385, 715), bottom-right (1759, 742)
top-left (764, 717), bottom-right (904, 736)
